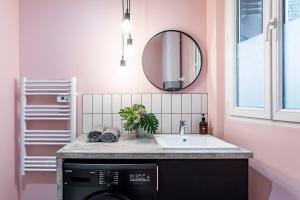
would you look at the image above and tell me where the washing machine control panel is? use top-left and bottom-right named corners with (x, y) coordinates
top-left (99, 170), bottom-right (119, 186)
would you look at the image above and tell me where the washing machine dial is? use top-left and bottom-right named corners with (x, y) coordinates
top-left (99, 170), bottom-right (119, 186)
top-left (104, 172), bottom-right (113, 185)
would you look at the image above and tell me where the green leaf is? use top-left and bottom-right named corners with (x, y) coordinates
top-left (119, 104), bottom-right (159, 134)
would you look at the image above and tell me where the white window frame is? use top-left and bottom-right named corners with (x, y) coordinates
top-left (272, 0), bottom-right (300, 123)
top-left (226, 0), bottom-right (300, 123)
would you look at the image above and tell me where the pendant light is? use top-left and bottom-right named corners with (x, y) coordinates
top-left (125, 33), bottom-right (135, 56)
top-left (120, 31), bottom-right (126, 67)
top-left (120, 0), bottom-right (126, 67)
top-left (122, 0), bottom-right (131, 33)
top-left (120, 0), bottom-right (134, 66)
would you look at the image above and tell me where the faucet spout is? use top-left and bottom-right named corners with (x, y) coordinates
top-left (179, 120), bottom-right (187, 135)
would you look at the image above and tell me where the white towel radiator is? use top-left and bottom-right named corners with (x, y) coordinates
top-left (20, 77), bottom-right (76, 175)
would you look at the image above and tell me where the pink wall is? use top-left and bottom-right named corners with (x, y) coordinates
top-left (13, 0), bottom-right (300, 200)
top-left (19, 0), bottom-right (207, 199)
top-left (0, 0), bottom-right (19, 199)
top-left (206, 0), bottom-right (225, 139)
top-left (225, 120), bottom-right (300, 200)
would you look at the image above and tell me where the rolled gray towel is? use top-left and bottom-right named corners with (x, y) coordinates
top-left (87, 125), bottom-right (105, 142)
top-left (101, 127), bottom-right (121, 143)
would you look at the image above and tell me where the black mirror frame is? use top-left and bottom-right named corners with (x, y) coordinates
top-left (142, 30), bottom-right (203, 91)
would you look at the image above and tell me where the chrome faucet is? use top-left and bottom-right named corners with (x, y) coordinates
top-left (179, 120), bottom-right (187, 136)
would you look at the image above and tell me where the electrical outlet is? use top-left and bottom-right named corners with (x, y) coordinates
top-left (57, 96), bottom-right (71, 103)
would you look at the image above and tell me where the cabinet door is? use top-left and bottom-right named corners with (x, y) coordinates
top-left (158, 159), bottom-right (248, 200)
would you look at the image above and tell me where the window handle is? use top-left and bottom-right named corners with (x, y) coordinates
top-left (266, 18), bottom-right (277, 42)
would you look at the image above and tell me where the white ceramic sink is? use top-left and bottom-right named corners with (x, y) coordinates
top-left (154, 134), bottom-right (240, 150)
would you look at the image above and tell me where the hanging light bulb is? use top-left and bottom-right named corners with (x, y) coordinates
top-left (122, 9), bottom-right (131, 33)
top-left (125, 34), bottom-right (134, 56)
top-left (120, 55), bottom-right (126, 67)
top-left (120, 24), bottom-right (126, 67)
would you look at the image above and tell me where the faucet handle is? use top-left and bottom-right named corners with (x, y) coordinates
top-left (180, 120), bottom-right (186, 126)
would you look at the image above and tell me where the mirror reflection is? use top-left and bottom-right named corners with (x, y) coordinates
top-left (142, 30), bottom-right (202, 91)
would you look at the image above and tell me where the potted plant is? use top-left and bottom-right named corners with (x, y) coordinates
top-left (119, 104), bottom-right (159, 138)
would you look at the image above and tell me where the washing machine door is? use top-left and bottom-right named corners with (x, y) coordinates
top-left (85, 192), bottom-right (130, 200)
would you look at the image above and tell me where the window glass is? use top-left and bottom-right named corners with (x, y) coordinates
top-left (283, 0), bottom-right (300, 109)
top-left (236, 0), bottom-right (264, 108)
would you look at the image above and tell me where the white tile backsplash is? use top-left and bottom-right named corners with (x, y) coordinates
top-left (162, 94), bottom-right (171, 113)
top-left (103, 114), bottom-right (112, 126)
top-left (182, 114), bottom-right (192, 134)
top-left (172, 114), bottom-right (181, 133)
top-left (112, 114), bottom-right (122, 131)
top-left (172, 94), bottom-right (182, 113)
top-left (132, 94), bottom-right (141, 105)
top-left (182, 94), bottom-right (192, 113)
top-left (92, 114), bottom-right (102, 127)
top-left (202, 94), bottom-right (208, 114)
top-left (82, 93), bottom-right (207, 134)
top-left (192, 114), bottom-right (202, 134)
top-left (152, 94), bottom-right (161, 114)
top-left (142, 94), bottom-right (152, 112)
top-left (161, 114), bottom-right (172, 134)
top-left (154, 114), bottom-right (162, 134)
top-left (192, 94), bottom-right (202, 113)
top-left (122, 94), bottom-right (132, 108)
top-left (112, 94), bottom-right (121, 113)
top-left (93, 95), bottom-right (102, 113)
top-left (83, 114), bottom-right (92, 133)
top-left (83, 95), bottom-right (92, 113)
top-left (102, 94), bottom-right (112, 113)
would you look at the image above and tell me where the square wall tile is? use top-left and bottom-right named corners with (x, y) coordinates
top-left (182, 94), bottom-right (192, 113)
top-left (161, 114), bottom-right (171, 134)
top-left (112, 114), bottom-right (122, 131)
top-left (82, 95), bottom-right (92, 113)
top-left (172, 94), bottom-right (182, 113)
top-left (93, 95), bottom-right (102, 113)
top-left (83, 114), bottom-right (92, 133)
top-left (122, 94), bottom-right (132, 108)
top-left (92, 114), bottom-right (102, 127)
top-left (103, 114), bottom-right (112, 126)
top-left (112, 94), bottom-right (121, 113)
top-left (172, 114), bottom-right (181, 134)
top-left (192, 114), bottom-right (202, 134)
top-left (154, 114), bottom-right (162, 134)
top-left (192, 94), bottom-right (202, 113)
top-left (162, 94), bottom-right (171, 113)
top-left (181, 114), bottom-right (192, 134)
top-left (152, 94), bottom-right (162, 114)
top-left (202, 94), bottom-right (208, 114)
top-left (142, 94), bottom-right (152, 112)
top-left (103, 94), bottom-right (112, 113)
top-left (132, 94), bottom-right (141, 105)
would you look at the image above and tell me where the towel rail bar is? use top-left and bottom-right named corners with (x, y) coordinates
top-left (20, 77), bottom-right (76, 175)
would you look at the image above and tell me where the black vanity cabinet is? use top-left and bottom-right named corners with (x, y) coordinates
top-left (157, 159), bottom-right (248, 200)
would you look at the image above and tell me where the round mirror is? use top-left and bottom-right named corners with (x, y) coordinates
top-left (142, 30), bottom-right (202, 91)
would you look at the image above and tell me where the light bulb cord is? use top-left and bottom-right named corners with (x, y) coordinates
top-left (127, 0), bottom-right (130, 13)
top-left (121, 0), bottom-right (125, 57)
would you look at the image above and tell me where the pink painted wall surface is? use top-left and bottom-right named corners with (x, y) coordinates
top-left (19, 0), bottom-right (207, 199)
top-left (15, 0), bottom-right (300, 200)
top-left (0, 0), bottom-right (19, 199)
top-left (206, 0), bottom-right (225, 139)
top-left (225, 120), bottom-right (300, 200)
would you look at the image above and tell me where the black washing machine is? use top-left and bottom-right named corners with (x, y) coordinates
top-left (63, 160), bottom-right (158, 200)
